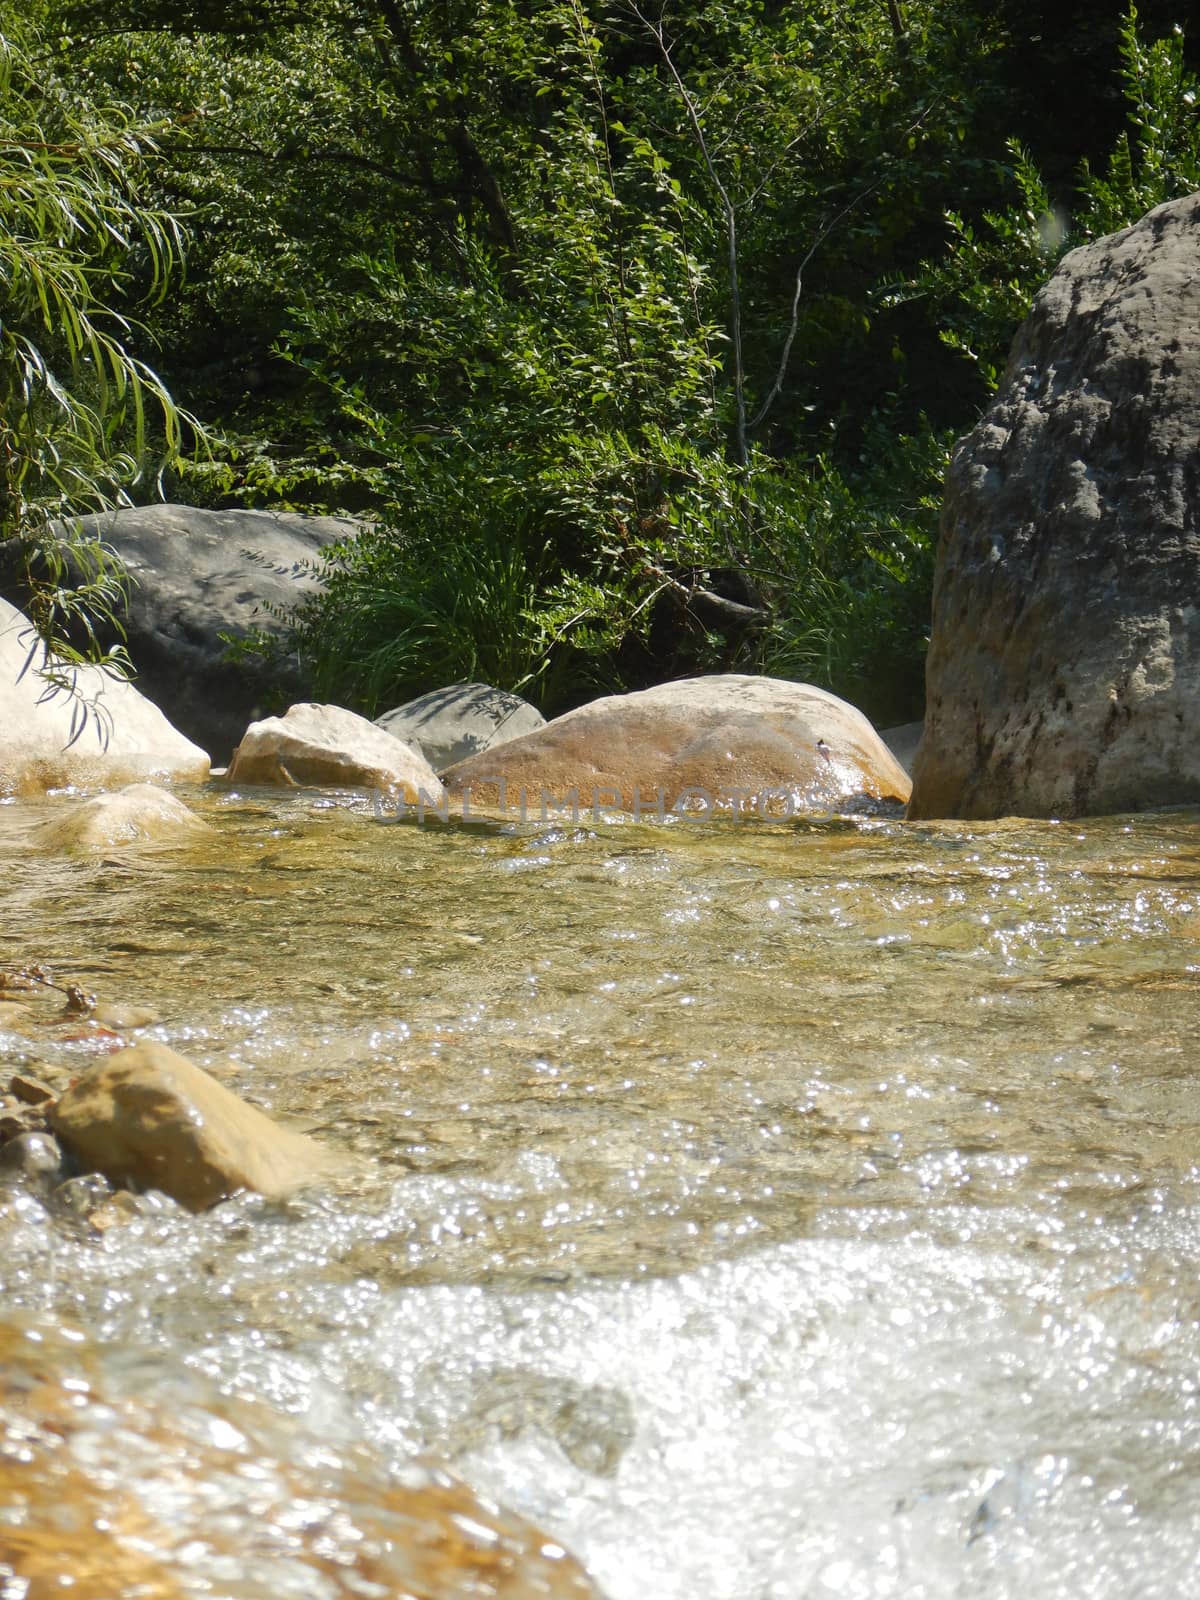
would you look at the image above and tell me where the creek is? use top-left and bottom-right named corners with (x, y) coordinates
top-left (2, 787), bottom-right (1200, 1598)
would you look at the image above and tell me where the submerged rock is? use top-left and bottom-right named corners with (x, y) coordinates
top-left (443, 674), bottom-right (910, 814)
top-left (8, 1073), bottom-right (54, 1107)
top-left (0, 1000), bottom-right (34, 1033)
top-left (91, 1001), bottom-right (161, 1030)
top-left (227, 701), bottom-right (444, 799)
top-left (911, 191), bottom-right (1200, 819)
top-left (0, 1325), bottom-right (603, 1599)
top-left (0, 598), bottom-right (210, 797)
top-left (32, 784), bottom-right (213, 851)
top-left (0, 1130), bottom-right (67, 1187)
top-left (376, 681), bottom-right (546, 772)
top-left (50, 1040), bottom-right (342, 1212)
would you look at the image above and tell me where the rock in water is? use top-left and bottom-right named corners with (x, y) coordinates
top-left (0, 598), bottom-right (210, 797)
top-left (0, 1131), bottom-right (67, 1187)
top-left (227, 701), bottom-right (444, 799)
top-left (911, 191), bottom-right (1200, 820)
top-left (32, 784), bottom-right (213, 851)
top-left (442, 675), bottom-right (910, 814)
top-left (0, 1326), bottom-right (604, 1599)
top-left (376, 680), bottom-right (546, 771)
top-left (51, 1040), bottom-right (342, 1211)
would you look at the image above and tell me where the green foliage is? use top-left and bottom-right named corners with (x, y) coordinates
top-left (1077, 7), bottom-right (1200, 233)
top-left (893, 142), bottom-right (1065, 389)
top-left (0, 19), bottom-right (197, 671)
top-left (37, 0), bottom-right (1198, 726)
top-left (908, 6), bottom-right (1200, 391)
top-left (749, 424), bottom-right (951, 725)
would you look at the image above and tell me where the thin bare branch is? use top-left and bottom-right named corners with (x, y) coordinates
top-left (623, 0), bottom-right (748, 468)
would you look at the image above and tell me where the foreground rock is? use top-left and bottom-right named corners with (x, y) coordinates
top-left (376, 681), bottom-right (546, 771)
top-left (443, 675), bottom-right (910, 814)
top-left (228, 702), bottom-right (444, 798)
top-left (0, 1325), bottom-right (603, 1600)
top-left (51, 1040), bottom-right (341, 1211)
top-left (32, 784), bottom-right (213, 851)
top-left (911, 191), bottom-right (1200, 819)
top-left (3, 504), bottom-right (361, 761)
top-left (0, 598), bottom-right (210, 796)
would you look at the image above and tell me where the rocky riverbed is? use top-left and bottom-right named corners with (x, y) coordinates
top-left (4, 784), bottom-right (1200, 1596)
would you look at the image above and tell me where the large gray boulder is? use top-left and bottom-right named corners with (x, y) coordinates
top-left (375, 681), bottom-right (545, 772)
top-left (0, 598), bottom-right (210, 796)
top-left (911, 191), bottom-right (1200, 820)
top-left (8, 505), bottom-right (358, 762)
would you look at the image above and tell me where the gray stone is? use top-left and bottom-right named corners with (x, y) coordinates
top-left (879, 721), bottom-right (923, 777)
top-left (911, 191), bottom-right (1200, 820)
top-left (7, 505), bottom-right (360, 762)
top-left (375, 681), bottom-right (546, 772)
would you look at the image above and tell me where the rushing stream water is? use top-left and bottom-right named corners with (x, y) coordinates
top-left (3, 784), bottom-right (1200, 1597)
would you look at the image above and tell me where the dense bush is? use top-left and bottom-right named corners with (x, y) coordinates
top-left (14, 1), bottom-right (1200, 722)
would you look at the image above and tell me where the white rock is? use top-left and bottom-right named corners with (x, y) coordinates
top-left (227, 701), bottom-right (445, 799)
top-left (0, 598), bottom-right (210, 796)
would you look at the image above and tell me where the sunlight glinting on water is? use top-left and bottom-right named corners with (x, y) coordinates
top-left (3, 788), bottom-right (1200, 1596)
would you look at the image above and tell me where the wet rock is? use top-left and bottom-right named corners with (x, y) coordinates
top-left (227, 701), bottom-right (445, 800)
top-left (51, 1172), bottom-right (115, 1218)
top-left (91, 1001), bottom-right (161, 1030)
top-left (376, 681), bottom-right (546, 772)
top-left (32, 784), bottom-right (213, 851)
top-left (0, 1131), bottom-right (66, 1186)
top-left (0, 1000), bottom-right (34, 1032)
top-left (0, 597), bottom-right (210, 797)
top-left (87, 1189), bottom-right (178, 1233)
top-left (911, 191), bottom-right (1200, 819)
top-left (0, 1324), bottom-right (603, 1599)
top-left (443, 674), bottom-right (911, 814)
top-left (444, 1368), bottom-right (635, 1478)
top-left (50, 1040), bottom-right (344, 1212)
top-left (8, 1073), bottom-right (54, 1106)
top-left (0, 1095), bottom-right (51, 1143)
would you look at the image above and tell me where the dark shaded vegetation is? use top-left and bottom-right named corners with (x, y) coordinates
top-left (5, 1), bottom-right (1199, 719)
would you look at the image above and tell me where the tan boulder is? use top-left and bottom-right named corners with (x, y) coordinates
top-left (32, 783), bottom-right (213, 851)
top-left (0, 597), bottom-right (210, 796)
top-left (442, 674), bottom-right (910, 815)
top-left (227, 701), bottom-right (444, 799)
top-left (51, 1040), bottom-right (342, 1211)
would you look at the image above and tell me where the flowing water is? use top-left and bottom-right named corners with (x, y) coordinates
top-left (3, 785), bottom-right (1200, 1597)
